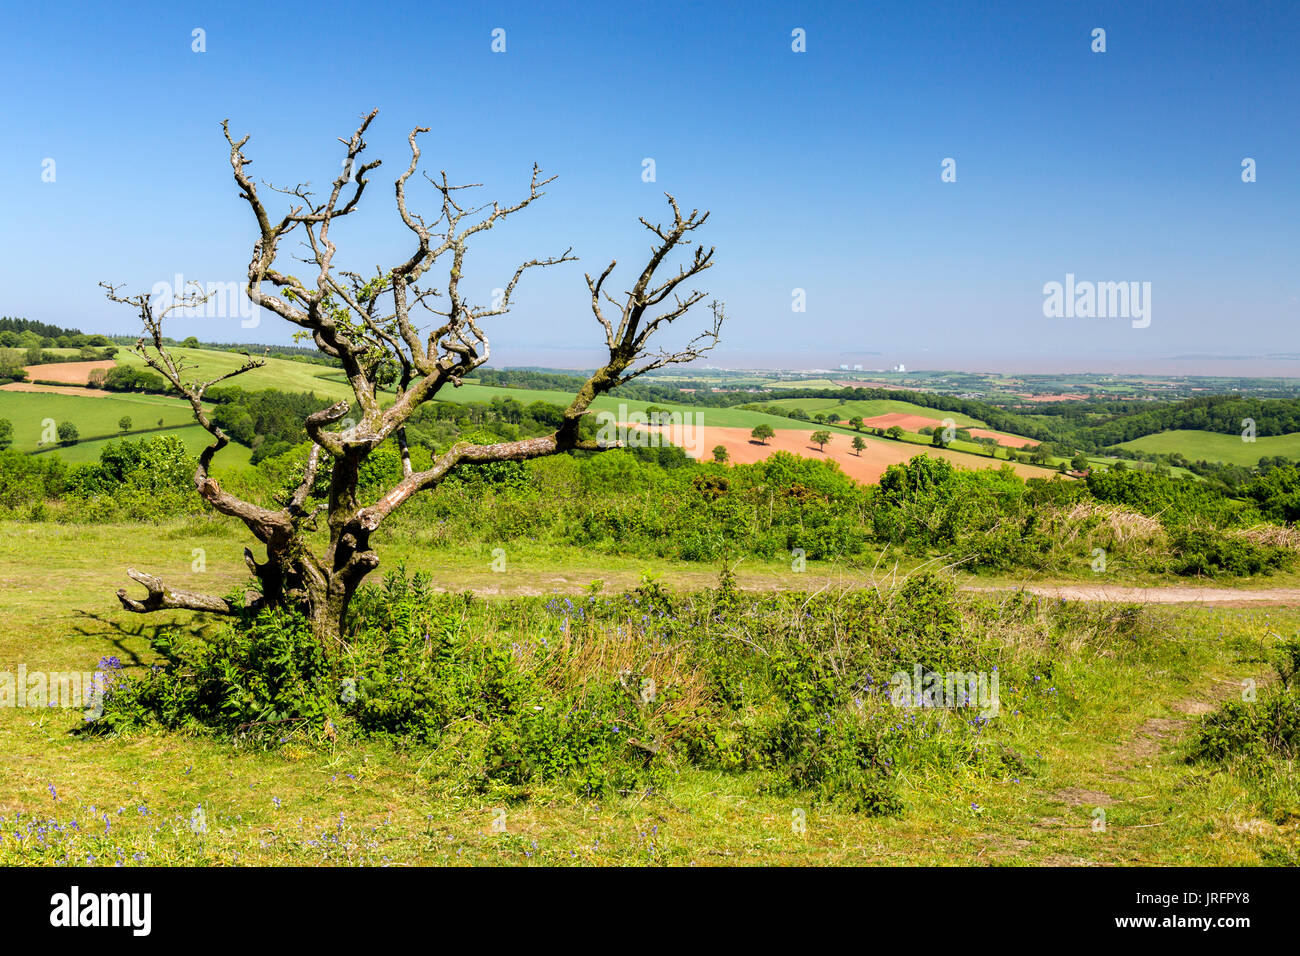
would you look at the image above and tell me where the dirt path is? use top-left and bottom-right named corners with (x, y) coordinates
top-left (964, 583), bottom-right (1300, 607)
top-left (0, 382), bottom-right (108, 397)
top-left (1028, 674), bottom-right (1266, 862)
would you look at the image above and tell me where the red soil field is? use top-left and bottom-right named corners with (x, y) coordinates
top-left (858, 412), bottom-right (1037, 448)
top-left (637, 424), bottom-right (1060, 486)
top-left (861, 411), bottom-right (941, 431)
top-left (966, 428), bottom-right (1038, 449)
top-left (20, 360), bottom-right (116, 384)
top-left (1011, 393), bottom-right (1087, 403)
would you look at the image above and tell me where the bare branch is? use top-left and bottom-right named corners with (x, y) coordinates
top-left (117, 568), bottom-right (240, 615)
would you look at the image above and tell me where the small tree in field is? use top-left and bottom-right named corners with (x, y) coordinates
top-left (57, 422), bottom-right (78, 446)
top-left (848, 416), bottom-right (863, 431)
top-left (851, 435), bottom-right (866, 456)
top-left (750, 423), bottom-right (774, 444)
top-left (104, 110), bottom-right (724, 653)
top-left (118, 415), bottom-right (132, 434)
top-left (712, 444), bottom-right (729, 463)
top-left (810, 430), bottom-right (831, 451)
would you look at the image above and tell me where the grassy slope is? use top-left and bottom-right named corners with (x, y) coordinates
top-left (0, 391), bottom-right (199, 451)
top-left (0, 519), bottom-right (1294, 865)
top-left (1120, 429), bottom-right (1300, 466)
top-left (1, 347), bottom-right (344, 468)
top-left (0, 391), bottom-right (251, 471)
top-left (116, 348), bottom-right (353, 401)
top-left (54, 424), bottom-right (253, 470)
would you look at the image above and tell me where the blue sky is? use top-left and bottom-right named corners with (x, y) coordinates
top-left (3, 0), bottom-right (1297, 374)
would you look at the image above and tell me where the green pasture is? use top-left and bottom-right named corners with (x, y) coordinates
top-left (1119, 429), bottom-right (1300, 466)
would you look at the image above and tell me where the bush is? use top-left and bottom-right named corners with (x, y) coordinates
top-left (1189, 690), bottom-right (1300, 762)
top-left (88, 569), bottom-right (1054, 812)
top-left (0, 451), bottom-right (66, 511)
top-left (60, 436), bottom-right (201, 521)
top-left (87, 605), bottom-right (334, 736)
top-left (1167, 527), bottom-right (1294, 577)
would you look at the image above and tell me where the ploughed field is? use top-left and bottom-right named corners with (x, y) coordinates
top-left (638, 423), bottom-right (1060, 483)
top-left (2, 359), bottom-right (117, 386)
top-left (858, 411), bottom-right (1038, 448)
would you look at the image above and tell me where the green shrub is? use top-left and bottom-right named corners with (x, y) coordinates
top-left (88, 569), bottom-right (1060, 812)
top-left (1168, 527), bottom-right (1294, 577)
top-left (1189, 690), bottom-right (1300, 762)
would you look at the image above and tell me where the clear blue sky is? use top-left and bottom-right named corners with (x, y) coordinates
top-left (3, 0), bottom-right (1297, 374)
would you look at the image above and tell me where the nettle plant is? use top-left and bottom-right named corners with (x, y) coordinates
top-left (104, 110), bottom-right (724, 653)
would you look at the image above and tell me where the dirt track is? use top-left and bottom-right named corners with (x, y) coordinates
top-left (964, 584), bottom-right (1300, 607)
top-left (0, 382), bottom-right (107, 396)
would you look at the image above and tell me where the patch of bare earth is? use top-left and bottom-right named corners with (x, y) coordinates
top-left (19, 360), bottom-right (116, 384)
top-left (1054, 788), bottom-right (1117, 807)
top-left (0, 382), bottom-right (108, 397)
top-left (634, 424), bottom-right (1058, 484)
top-left (966, 584), bottom-right (1300, 607)
top-left (855, 412), bottom-right (1039, 448)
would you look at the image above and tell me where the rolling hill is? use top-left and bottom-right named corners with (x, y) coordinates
top-left (1118, 429), bottom-right (1300, 466)
top-left (6, 346), bottom-right (1278, 482)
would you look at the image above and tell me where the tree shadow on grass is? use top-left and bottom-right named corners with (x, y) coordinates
top-left (70, 609), bottom-right (218, 667)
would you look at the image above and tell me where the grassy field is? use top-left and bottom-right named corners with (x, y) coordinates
top-left (54, 424), bottom-right (254, 469)
top-left (1119, 429), bottom-right (1300, 466)
top-left (0, 520), bottom-right (1296, 866)
top-left (0, 391), bottom-right (200, 450)
top-left (446, 381), bottom-right (819, 431)
top-left (0, 390), bottom-right (252, 472)
top-left (0, 347), bottom-right (88, 363)
top-left (116, 348), bottom-right (353, 401)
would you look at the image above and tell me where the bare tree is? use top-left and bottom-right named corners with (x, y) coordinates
top-left (105, 110), bottom-right (723, 652)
